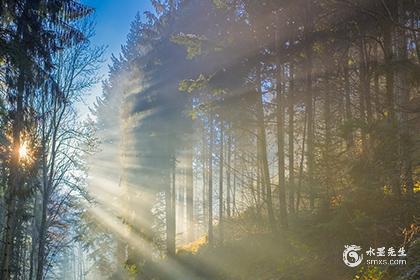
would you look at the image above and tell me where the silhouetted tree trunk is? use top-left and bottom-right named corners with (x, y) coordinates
top-left (1, 71), bottom-right (24, 280)
top-left (395, 3), bottom-right (414, 194)
top-left (383, 14), bottom-right (400, 196)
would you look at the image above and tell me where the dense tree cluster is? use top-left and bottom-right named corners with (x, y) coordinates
top-left (86, 0), bottom-right (420, 279)
top-left (0, 1), bottom-right (103, 279)
top-left (1, 0), bottom-right (420, 279)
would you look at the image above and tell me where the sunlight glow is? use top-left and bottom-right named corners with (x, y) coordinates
top-left (19, 142), bottom-right (29, 160)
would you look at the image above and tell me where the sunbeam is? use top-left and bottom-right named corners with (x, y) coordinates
top-left (1, 0), bottom-right (419, 279)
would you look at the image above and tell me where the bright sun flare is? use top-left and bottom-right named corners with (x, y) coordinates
top-left (19, 142), bottom-right (29, 160)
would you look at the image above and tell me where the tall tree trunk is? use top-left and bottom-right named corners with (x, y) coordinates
top-left (383, 16), bottom-right (400, 196)
top-left (37, 87), bottom-right (60, 280)
top-left (395, 3), bottom-right (414, 194)
top-left (0, 166), bottom-right (6, 240)
top-left (373, 45), bottom-right (381, 118)
top-left (208, 114), bottom-right (214, 245)
top-left (288, 64), bottom-right (295, 215)
top-left (29, 194), bottom-right (40, 280)
top-left (202, 123), bottom-right (207, 232)
top-left (296, 111), bottom-right (307, 212)
top-left (232, 152), bottom-right (237, 216)
top-left (218, 122), bottom-right (224, 243)
top-left (383, 20), bottom-right (396, 122)
top-left (226, 130), bottom-right (232, 218)
top-left (256, 66), bottom-right (277, 233)
top-left (358, 36), bottom-right (369, 153)
top-left (166, 159), bottom-right (176, 256)
top-left (1, 71), bottom-right (24, 280)
top-left (256, 153), bottom-right (261, 215)
top-left (361, 37), bottom-right (373, 125)
top-left (304, 1), bottom-right (315, 210)
top-left (186, 93), bottom-right (194, 242)
top-left (178, 170), bottom-right (185, 240)
top-left (321, 77), bottom-right (332, 216)
top-left (344, 49), bottom-right (354, 148)
top-left (36, 189), bottom-right (48, 280)
top-left (276, 64), bottom-right (288, 228)
top-left (275, 19), bottom-right (288, 228)
top-left (257, 137), bottom-right (265, 210)
top-left (186, 144), bottom-right (194, 242)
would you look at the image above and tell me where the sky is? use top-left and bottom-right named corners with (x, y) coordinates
top-left (78, 0), bottom-right (152, 118)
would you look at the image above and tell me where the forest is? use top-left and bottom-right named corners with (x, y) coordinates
top-left (0, 0), bottom-right (419, 279)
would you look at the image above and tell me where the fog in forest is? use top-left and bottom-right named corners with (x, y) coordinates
top-left (0, 1), bottom-right (420, 280)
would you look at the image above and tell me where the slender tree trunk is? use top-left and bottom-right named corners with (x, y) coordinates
top-left (232, 152), bottom-right (237, 216)
top-left (383, 18), bottom-right (400, 196)
top-left (306, 55), bottom-right (315, 211)
top-left (256, 66), bottom-right (277, 233)
top-left (1, 71), bottom-right (24, 280)
top-left (296, 111), bottom-right (307, 213)
top-left (186, 92), bottom-right (194, 242)
top-left (29, 194), bottom-right (40, 280)
top-left (395, 4), bottom-right (414, 194)
top-left (208, 114), bottom-right (214, 245)
top-left (288, 64), bottom-right (295, 215)
top-left (384, 21), bottom-right (395, 122)
top-left (256, 154), bottom-right (261, 215)
top-left (37, 87), bottom-right (60, 280)
top-left (344, 49), bottom-right (354, 148)
top-left (35, 188), bottom-right (48, 280)
top-left (186, 143), bottom-right (194, 242)
top-left (178, 170), bottom-right (185, 240)
top-left (36, 103), bottom-right (49, 280)
top-left (226, 130), bottom-right (232, 218)
top-left (358, 37), bottom-right (368, 153)
top-left (373, 45), bottom-right (381, 118)
top-left (276, 64), bottom-right (288, 228)
top-left (202, 123), bottom-right (207, 232)
top-left (274, 20), bottom-right (288, 228)
top-left (362, 37), bottom-right (373, 125)
top-left (21, 237), bottom-right (27, 279)
top-left (321, 77), bottom-right (332, 216)
top-left (166, 159), bottom-right (176, 256)
top-left (219, 122), bottom-right (224, 243)
top-left (304, 1), bottom-right (315, 210)
top-left (0, 166), bottom-right (6, 240)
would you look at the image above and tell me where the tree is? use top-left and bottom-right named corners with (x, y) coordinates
top-left (1, 1), bottom-right (92, 279)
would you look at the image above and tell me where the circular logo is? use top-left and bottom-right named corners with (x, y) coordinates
top-left (343, 245), bottom-right (363, 267)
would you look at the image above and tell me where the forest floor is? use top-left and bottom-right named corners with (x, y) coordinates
top-left (168, 211), bottom-right (420, 280)
top-left (156, 213), bottom-right (348, 280)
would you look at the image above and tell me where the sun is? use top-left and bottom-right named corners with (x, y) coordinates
top-left (19, 142), bottom-right (29, 160)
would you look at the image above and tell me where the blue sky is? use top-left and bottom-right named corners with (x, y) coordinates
top-left (79, 0), bottom-right (152, 117)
